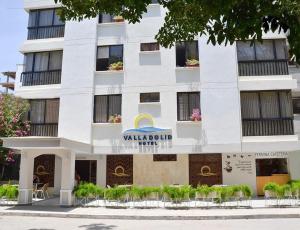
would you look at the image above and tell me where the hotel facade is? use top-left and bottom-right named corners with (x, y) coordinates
top-left (3, 0), bottom-right (300, 206)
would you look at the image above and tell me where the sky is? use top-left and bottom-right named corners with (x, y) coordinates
top-left (0, 0), bottom-right (28, 73)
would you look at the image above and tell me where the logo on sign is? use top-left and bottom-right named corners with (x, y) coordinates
top-left (123, 114), bottom-right (172, 146)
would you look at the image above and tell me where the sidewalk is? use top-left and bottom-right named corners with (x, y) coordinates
top-left (0, 205), bottom-right (300, 220)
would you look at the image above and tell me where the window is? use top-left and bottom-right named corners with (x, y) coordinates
top-left (28, 8), bottom-right (65, 39)
top-left (176, 41), bottom-right (199, 67)
top-left (151, 0), bottom-right (159, 3)
top-left (293, 98), bottom-right (300, 114)
top-left (256, 158), bottom-right (288, 176)
top-left (177, 92), bottom-right (200, 121)
top-left (237, 39), bottom-right (288, 61)
top-left (140, 43), bottom-right (160, 52)
top-left (29, 99), bottom-right (60, 124)
top-left (94, 95), bottom-right (122, 123)
top-left (98, 14), bottom-right (124, 23)
top-left (241, 91), bottom-right (293, 120)
top-left (153, 154), bottom-right (177, 161)
top-left (96, 45), bottom-right (123, 71)
top-left (140, 93), bottom-right (160, 103)
top-left (24, 51), bottom-right (63, 72)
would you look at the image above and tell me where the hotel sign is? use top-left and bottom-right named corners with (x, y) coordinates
top-left (123, 114), bottom-right (172, 146)
top-left (255, 152), bottom-right (289, 159)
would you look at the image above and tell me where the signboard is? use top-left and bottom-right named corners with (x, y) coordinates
top-left (123, 114), bottom-right (172, 146)
top-left (222, 153), bottom-right (256, 192)
top-left (255, 152), bottom-right (289, 159)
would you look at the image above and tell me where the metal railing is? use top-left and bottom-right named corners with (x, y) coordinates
top-left (242, 118), bottom-right (294, 136)
top-left (238, 60), bottom-right (289, 76)
top-left (27, 25), bottom-right (65, 40)
top-left (21, 70), bottom-right (61, 86)
top-left (30, 124), bottom-right (58, 137)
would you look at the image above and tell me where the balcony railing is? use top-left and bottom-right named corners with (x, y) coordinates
top-left (27, 25), bottom-right (65, 40)
top-left (30, 124), bottom-right (58, 137)
top-left (242, 118), bottom-right (294, 136)
top-left (21, 70), bottom-right (61, 86)
top-left (238, 60), bottom-right (289, 76)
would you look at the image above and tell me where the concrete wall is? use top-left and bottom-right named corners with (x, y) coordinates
top-left (133, 154), bottom-right (189, 186)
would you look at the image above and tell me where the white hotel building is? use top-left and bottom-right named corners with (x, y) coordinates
top-left (3, 0), bottom-right (300, 206)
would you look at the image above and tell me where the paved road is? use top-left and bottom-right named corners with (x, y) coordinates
top-left (0, 216), bottom-right (300, 230)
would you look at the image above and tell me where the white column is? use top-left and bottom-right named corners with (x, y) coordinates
top-left (54, 156), bottom-right (62, 195)
top-left (59, 151), bottom-right (75, 206)
top-left (18, 151), bottom-right (34, 205)
top-left (97, 155), bottom-right (107, 187)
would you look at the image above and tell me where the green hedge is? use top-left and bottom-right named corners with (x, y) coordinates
top-left (0, 184), bottom-right (19, 200)
top-left (264, 181), bottom-right (300, 198)
top-left (73, 183), bottom-right (253, 203)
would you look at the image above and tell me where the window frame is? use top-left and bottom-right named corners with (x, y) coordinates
top-left (140, 42), bottom-right (160, 52)
top-left (293, 97), bottom-right (300, 114)
top-left (177, 92), bottom-right (201, 121)
top-left (96, 45), bottom-right (124, 71)
top-left (237, 39), bottom-right (288, 62)
top-left (176, 41), bottom-right (199, 67)
top-left (28, 8), bottom-right (64, 29)
top-left (24, 51), bottom-right (63, 73)
top-left (28, 99), bottom-right (60, 124)
top-left (94, 94), bottom-right (122, 123)
top-left (241, 90), bottom-right (294, 120)
top-left (140, 92), bottom-right (160, 103)
top-left (153, 154), bottom-right (177, 162)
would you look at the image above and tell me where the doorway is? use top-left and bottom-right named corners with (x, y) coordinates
top-left (75, 160), bottom-right (97, 184)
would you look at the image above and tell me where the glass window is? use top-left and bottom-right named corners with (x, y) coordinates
top-left (236, 41), bottom-right (255, 61)
top-left (96, 45), bottom-right (123, 71)
top-left (94, 95), bottom-right (122, 123)
top-left (140, 43), bottom-right (159, 51)
top-left (241, 90), bottom-right (293, 120)
top-left (237, 39), bottom-right (288, 61)
top-left (176, 41), bottom-right (199, 67)
top-left (256, 159), bottom-right (288, 176)
top-left (29, 8), bottom-right (64, 27)
top-left (293, 98), bottom-right (300, 114)
top-left (24, 51), bottom-right (63, 72)
top-left (99, 14), bottom-right (114, 23)
top-left (177, 92), bottom-right (200, 121)
top-left (153, 155), bottom-right (177, 161)
top-left (29, 99), bottom-right (59, 124)
top-left (140, 93), bottom-right (160, 103)
top-left (255, 40), bottom-right (275, 60)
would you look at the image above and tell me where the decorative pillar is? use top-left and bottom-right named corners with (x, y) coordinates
top-left (59, 151), bottom-right (75, 206)
top-left (18, 151), bottom-right (34, 205)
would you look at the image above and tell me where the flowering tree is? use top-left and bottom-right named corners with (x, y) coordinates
top-left (0, 94), bottom-right (30, 179)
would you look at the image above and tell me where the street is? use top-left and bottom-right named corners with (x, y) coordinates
top-left (0, 216), bottom-right (300, 230)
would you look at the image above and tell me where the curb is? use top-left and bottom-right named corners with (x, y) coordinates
top-left (1, 212), bottom-right (300, 220)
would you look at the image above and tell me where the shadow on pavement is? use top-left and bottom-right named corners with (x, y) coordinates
top-left (79, 223), bottom-right (117, 230)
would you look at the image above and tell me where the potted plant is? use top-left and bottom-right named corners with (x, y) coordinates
top-left (190, 108), bottom-right (201, 122)
top-left (113, 15), bottom-right (124, 22)
top-left (108, 114), bottom-right (122, 123)
top-left (186, 59), bottom-right (199, 67)
top-left (108, 61), bottom-right (123, 71)
top-left (263, 182), bottom-right (279, 198)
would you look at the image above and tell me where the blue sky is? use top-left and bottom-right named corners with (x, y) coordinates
top-left (0, 0), bottom-right (28, 73)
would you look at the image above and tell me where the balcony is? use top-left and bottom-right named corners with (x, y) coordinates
top-left (21, 70), bottom-right (61, 86)
top-left (27, 25), bottom-right (65, 40)
top-left (238, 60), bottom-right (289, 76)
top-left (242, 118), bottom-right (294, 136)
top-left (30, 124), bottom-right (58, 137)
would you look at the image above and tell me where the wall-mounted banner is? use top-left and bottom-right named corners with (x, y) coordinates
top-left (123, 114), bottom-right (172, 146)
top-left (255, 152), bottom-right (289, 159)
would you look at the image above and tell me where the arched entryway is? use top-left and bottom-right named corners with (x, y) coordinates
top-left (18, 149), bottom-right (75, 206)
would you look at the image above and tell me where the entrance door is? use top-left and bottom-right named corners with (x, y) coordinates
top-left (106, 155), bottom-right (133, 186)
top-left (189, 154), bottom-right (222, 187)
top-left (75, 160), bottom-right (97, 184)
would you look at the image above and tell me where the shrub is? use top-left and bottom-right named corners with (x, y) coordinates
top-left (163, 185), bottom-right (191, 203)
top-left (0, 184), bottom-right (18, 200)
top-left (73, 182), bottom-right (104, 198)
top-left (195, 185), bottom-right (212, 197)
top-left (104, 186), bottom-right (129, 201)
top-left (263, 182), bottom-right (279, 193)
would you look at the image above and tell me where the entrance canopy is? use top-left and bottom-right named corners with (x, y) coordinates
top-left (2, 137), bottom-right (92, 154)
